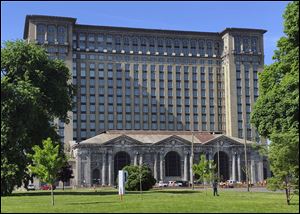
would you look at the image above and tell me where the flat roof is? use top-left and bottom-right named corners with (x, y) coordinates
top-left (24, 15), bottom-right (267, 39)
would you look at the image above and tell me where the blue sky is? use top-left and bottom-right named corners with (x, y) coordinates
top-left (1, 1), bottom-right (290, 65)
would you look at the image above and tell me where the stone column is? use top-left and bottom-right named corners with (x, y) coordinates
top-left (189, 153), bottom-right (193, 184)
top-left (102, 152), bottom-right (106, 186)
top-left (184, 153), bottom-right (188, 181)
top-left (75, 150), bottom-right (81, 186)
top-left (160, 153), bottom-right (164, 181)
top-left (153, 153), bottom-right (158, 181)
top-left (257, 159), bottom-right (264, 183)
top-left (250, 159), bottom-right (256, 184)
top-left (86, 151), bottom-right (91, 187)
top-left (134, 153), bottom-right (138, 166)
top-left (139, 153), bottom-right (143, 165)
top-left (232, 153), bottom-right (236, 181)
top-left (237, 154), bottom-right (241, 182)
top-left (108, 153), bottom-right (113, 186)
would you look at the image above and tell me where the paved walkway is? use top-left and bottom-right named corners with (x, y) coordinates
top-left (195, 187), bottom-right (284, 193)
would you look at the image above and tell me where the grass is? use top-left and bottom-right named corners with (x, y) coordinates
top-left (1, 188), bottom-right (299, 213)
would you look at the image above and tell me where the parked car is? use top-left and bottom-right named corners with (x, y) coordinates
top-left (176, 180), bottom-right (189, 187)
top-left (158, 181), bottom-right (168, 187)
top-left (40, 184), bottom-right (56, 190)
top-left (168, 181), bottom-right (176, 187)
top-left (27, 184), bottom-right (35, 191)
top-left (226, 180), bottom-right (237, 188)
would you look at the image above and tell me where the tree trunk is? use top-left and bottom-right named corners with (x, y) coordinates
top-left (285, 187), bottom-right (290, 205)
top-left (63, 181), bottom-right (65, 191)
top-left (51, 184), bottom-right (54, 206)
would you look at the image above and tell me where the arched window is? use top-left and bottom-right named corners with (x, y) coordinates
top-left (37, 24), bottom-right (46, 43)
top-left (114, 151), bottom-right (131, 181)
top-left (165, 151), bottom-right (181, 176)
top-left (57, 26), bottom-right (66, 44)
top-left (213, 151), bottom-right (229, 181)
top-left (47, 25), bottom-right (56, 43)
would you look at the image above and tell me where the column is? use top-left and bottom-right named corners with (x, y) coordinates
top-left (232, 153), bottom-right (236, 181)
top-left (134, 153), bottom-right (138, 166)
top-left (208, 152), bottom-right (212, 168)
top-left (250, 159), bottom-right (256, 184)
top-left (86, 151), bottom-right (91, 187)
top-left (108, 153), bottom-right (113, 186)
top-left (160, 153), bottom-right (164, 181)
top-left (237, 154), bottom-right (241, 182)
top-left (153, 153), bottom-right (158, 181)
top-left (102, 152), bottom-right (106, 186)
top-left (139, 153), bottom-right (143, 165)
top-left (75, 150), bottom-right (81, 186)
top-left (257, 159), bottom-right (264, 183)
top-left (184, 153), bottom-right (188, 181)
top-left (189, 153), bottom-right (193, 184)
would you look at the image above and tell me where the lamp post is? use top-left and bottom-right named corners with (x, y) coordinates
top-left (191, 131), bottom-right (194, 190)
top-left (217, 141), bottom-right (220, 182)
top-left (243, 113), bottom-right (250, 192)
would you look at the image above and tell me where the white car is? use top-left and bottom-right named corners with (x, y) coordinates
top-left (27, 184), bottom-right (35, 191)
top-left (158, 181), bottom-right (168, 187)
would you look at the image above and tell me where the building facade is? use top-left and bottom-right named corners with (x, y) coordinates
top-left (23, 15), bottom-right (268, 186)
top-left (70, 131), bottom-right (269, 187)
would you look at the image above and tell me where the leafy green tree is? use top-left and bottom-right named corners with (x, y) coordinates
top-left (28, 138), bottom-right (64, 206)
top-left (1, 40), bottom-right (74, 195)
top-left (251, 1), bottom-right (299, 205)
top-left (122, 165), bottom-right (156, 191)
top-left (193, 154), bottom-right (216, 195)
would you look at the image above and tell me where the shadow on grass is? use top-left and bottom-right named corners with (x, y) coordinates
top-left (66, 201), bottom-right (117, 205)
top-left (10, 189), bottom-right (199, 197)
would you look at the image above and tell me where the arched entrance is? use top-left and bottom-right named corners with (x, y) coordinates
top-left (92, 169), bottom-right (100, 185)
top-left (114, 151), bottom-right (131, 181)
top-left (165, 151), bottom-right (181, 177)
top-left (214, 151), bottom-right (229, 181)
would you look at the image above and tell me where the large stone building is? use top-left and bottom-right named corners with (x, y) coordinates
top-left (23, 15), bottom-right (269, 187)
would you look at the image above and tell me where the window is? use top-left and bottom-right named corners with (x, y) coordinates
top-left (57, 26), bottom-right (66, 44)
top-left (37, 24), bottom-right (46, 43)
top-left (47, 25), bottom-right (56, 43)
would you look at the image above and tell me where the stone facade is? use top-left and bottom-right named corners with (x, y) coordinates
top-left (69, 131), bottom-right (269, 187)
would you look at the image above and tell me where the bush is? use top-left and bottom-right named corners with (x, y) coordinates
top-left (123, 165), bottom-right (156, 191)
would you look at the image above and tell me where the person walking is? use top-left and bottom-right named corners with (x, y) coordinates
top-left (213, 180), bottom-right (219, 196)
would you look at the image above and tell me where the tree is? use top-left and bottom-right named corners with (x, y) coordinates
top-left (1, 40), bottom-right (74, 195)
top-left (251, 1), bottom-right (299, 205)
top-left (122, 165), bottom-right (156, 191)
top-left (57, 162), bottom-right (74, 191)
top-left (193, 154), bottom-right (216, 195)
top-left (28, 138), bottom-right (64, 206)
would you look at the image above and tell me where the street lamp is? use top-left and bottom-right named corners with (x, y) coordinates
top-left (191, 131), bottom-right (194, 190)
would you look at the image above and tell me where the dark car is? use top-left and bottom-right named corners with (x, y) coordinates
top-left (176, 181), bottom-right (189, 187)
top-left (40, 184), bottom-right (56, 190)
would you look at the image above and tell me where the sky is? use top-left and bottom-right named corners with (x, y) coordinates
top-left (1, 1), bottom-right (290, 65)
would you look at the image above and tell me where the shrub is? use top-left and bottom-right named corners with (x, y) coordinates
top-left (123, 164), bottom-right (156, 191)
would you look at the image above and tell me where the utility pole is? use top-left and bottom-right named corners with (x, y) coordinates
top-left (243, 112), bottom-right (250, 192)
top-left (191, 130), bottom-right (194, 190)
top-left (139, 162), bottom-right (143, 198)
top-left (217, 141), bottom-right (220, 182)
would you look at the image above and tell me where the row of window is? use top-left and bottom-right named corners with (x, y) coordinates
top-left (74, 53), bottom-right (222, 65)
top-left (234, 36), bottom-right (259, 53)
top-left (37, 24), bottom-right (67, 44)
top-left (73, 33), bottom-right (222, 55)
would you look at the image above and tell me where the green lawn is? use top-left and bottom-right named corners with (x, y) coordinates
top-left (1, 188), bottom-right (299, 213)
